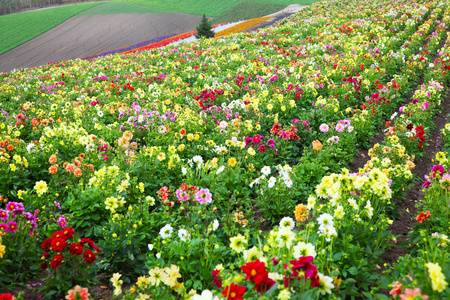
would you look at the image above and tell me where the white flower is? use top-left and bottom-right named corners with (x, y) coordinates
top-left (267, 176), bottom-right (277, 188)
top-left (192, 155), bottom-right (203, 166)
top-left (26, 143), bottom-right (36, 153)
top-left (243, 246), bottom-right (264, 262)
top-left (317, 213), bottom-right (334, 229)
top-left (146, 196), bottom-right (156, 206)
top-left (219, 121), bottom-right (228, 129)
top-left (347, 126), bottom-right (354, 132)
top-left (192, 289), bottom-right (219, 300)
top-left (216, 166), bottom-right (225, 174)
top-left (212, 219), bottom-right (219, 231)
top-left (156, 253), bottom-right (161, 258)
top-left (348, 198), bottom-right (359, 210)
top-left (275, 227), bottom-right (296, 248)
top-left (279, 217), bottom-right (295, 230)
top-left (318, 272), bottom-right (335, 294)
top-left (261, 166), bottom-right (271, 176)
top-left (181, 167), bottom-right (187, 175)
top-left (284, 178), bottom-right (293, 188)
top-left (97, 110), bottom-right (104, 117)
top-left (159, 224), bottom-right (173, 239)
top-left (306, 195), bottom-right (316, 209)
top-left (148, 244), bottom-right (153, 251)
top-left (178, 229), bottom-right (190, 242)
top-left (293, 242), bottom-right (316, 258)
top-left (365, 200), bottom-right (374, 218)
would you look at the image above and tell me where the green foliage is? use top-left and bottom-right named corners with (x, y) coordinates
top-left (195, 14), bottom-right (215, 39)
top-left (0, 2), bottom-right (101, 55)
top-left (213, 1), bottom-right (285, 24)
top-left (79, 2), bottom-right (169, 15)
top-left (111, 0), bottom-right (318, 17)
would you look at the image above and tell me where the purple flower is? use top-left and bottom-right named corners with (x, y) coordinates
top-left (195, 188), bottom-right (212, 204)
top-left (0, 209), bottom-right (9, 221)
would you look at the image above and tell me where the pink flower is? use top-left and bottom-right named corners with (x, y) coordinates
top-left (335, 123), bottom-right (345, 132)
top-left (400, 288), bottom-right (428, 300)
top-left (66, 285), bottom-right (90, 300)
top-left (176, 189), bottom-right (190, 202)
top-left (319, 123), bottom-right (329, 132)
top-left (195, 188), bottom-right (212, 204)
top-left (259, 145), bottom-right (266, 153)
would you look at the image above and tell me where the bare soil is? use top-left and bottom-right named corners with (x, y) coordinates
top-left (0, 11), bottom-right (203, 72)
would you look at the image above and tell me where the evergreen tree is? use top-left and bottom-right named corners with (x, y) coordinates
top-left (195, 14), bottom-right (215, 39)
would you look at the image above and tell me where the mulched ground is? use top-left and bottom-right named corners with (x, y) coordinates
top-left (0, 11), bottom-right (203, 73)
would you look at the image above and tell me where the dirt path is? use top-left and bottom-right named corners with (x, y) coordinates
top-left (0, 11), bottom-right (203, 73)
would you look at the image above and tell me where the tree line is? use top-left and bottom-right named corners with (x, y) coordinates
top-left (1, 0), bottom-right (96, 15)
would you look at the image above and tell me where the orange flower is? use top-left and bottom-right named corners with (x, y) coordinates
top-left (312, 140), bottom-right (322, 151)
top-left (65, 163), bottom-right (75, 173)
top-left (7, 144), bottom-right (14, 151)
top-left (294, 204), bottom-right (309, 222)
top-left (49, 154), bottom-right (57, 164)
top-left (49, 165), bottom-right (58, 175)
top-left (180, 128), bottom-right (186, 135)
top-left (74, 168), bottom-right (82, 178)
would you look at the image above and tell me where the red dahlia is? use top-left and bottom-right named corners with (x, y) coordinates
top-left (240, 259), bottom-right (268, 285)
top-left (69, 243), bottom-right (83, 256)
top-left (83, 250), bottom-right (96, 263)
top-left (50, 254), bottom-right (64, 269)
top-left (61, 227), bottom-right (74, 240)
top-left (41, 238), bottom-right (52, 251)
top-left (51, 238), bottom-right (67, 252)
top-left (222, 283), bottom-right (246, 300)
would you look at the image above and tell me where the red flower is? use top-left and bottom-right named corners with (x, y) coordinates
top-left (80, 238), bottom-right (95, 249)
top-left (40, 261), bottom-right (48, 271)
top-left (83, 250), bottom-right (96, 263)
top-left (222, 283), bottom-right (246, 300)
top-left (52, 231), bottom-right (64, 239)
top-left (0, 293), bottom-right (15, 300)
top-left (212, 269), bottom-right (222, 288)
top-left (61, 227), bottom-right (74, 240)
top-left (69, 243), bottom-right (83, 256)
top-left (50, 254), bottom-right (64, 269)
top-left (51, 238), bottom-right (67, 252)
top-left (41, 252), bottom-right (50, 259)
top-left (290, 256), bottom-right (320, 287)
top-left (240, 260), bottom-right (268, 285)
top-left (416, 211), bottom-right (431, 223)
top-left (255, 277), bottom-right (275, 293)
top-left (41, 237), bottom-right (52, 251)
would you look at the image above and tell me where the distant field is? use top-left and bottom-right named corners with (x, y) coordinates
top-left (0, 2), bottom-right (101, 55)
top-left (79, 2), bottom-right (169, 15)
top-left (213, 1), bottom-right (286, 23)
top-left (111, 0), bottom-right (317, 17)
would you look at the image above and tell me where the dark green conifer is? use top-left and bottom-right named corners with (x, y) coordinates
top-left (195, 14), bottom-right (215, 39)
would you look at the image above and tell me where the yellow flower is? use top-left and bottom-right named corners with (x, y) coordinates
top-left (110, 273), bottom-right (123, 296)
top-left (9, 164), bottom-right (16, 172)
top-left (34, 180), bottom-right (48, 195)
top-left (426, 262), bottom-right (448, 292)
top-left (0, 243), bottom-right (5, 258)
top-left (228, 157), bottom-right (237, 167)
top-left (230, 234), bottom-right (247, 253)
top-left (187, 134), bottom-right (194, 141)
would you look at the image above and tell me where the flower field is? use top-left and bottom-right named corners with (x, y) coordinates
top-left (1, 0), bottom-right (450, 299)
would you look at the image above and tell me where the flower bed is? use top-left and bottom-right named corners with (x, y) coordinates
top-left (0, 0), bottom-right (450, 299)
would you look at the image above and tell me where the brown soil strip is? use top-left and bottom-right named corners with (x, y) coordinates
top-left (0, 12), bottom-right (203, 73)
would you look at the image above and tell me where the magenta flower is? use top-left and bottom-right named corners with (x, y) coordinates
top-left (54, 201), bottom-right (61, 209)
top-left (0, 223), bottom-right (7, 232)
top-left (57, 216), bottom-right (67, 228)
top-left (8, 221), bottom-right (18, 233)
top-left (253, 134), bottom-right (262, 144)
top-left (195, 189), bottom-right (212, 204)
top-left (6, 202), bottom-right (16, 212)
top-left (0, 209), bottom-right (8, 221)
top-left (259, 145), bottom-right (266, 153)
top-left (176, 189), bottom-right (190, 202)
top-left (431, 165), bottom-right (445, 178)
